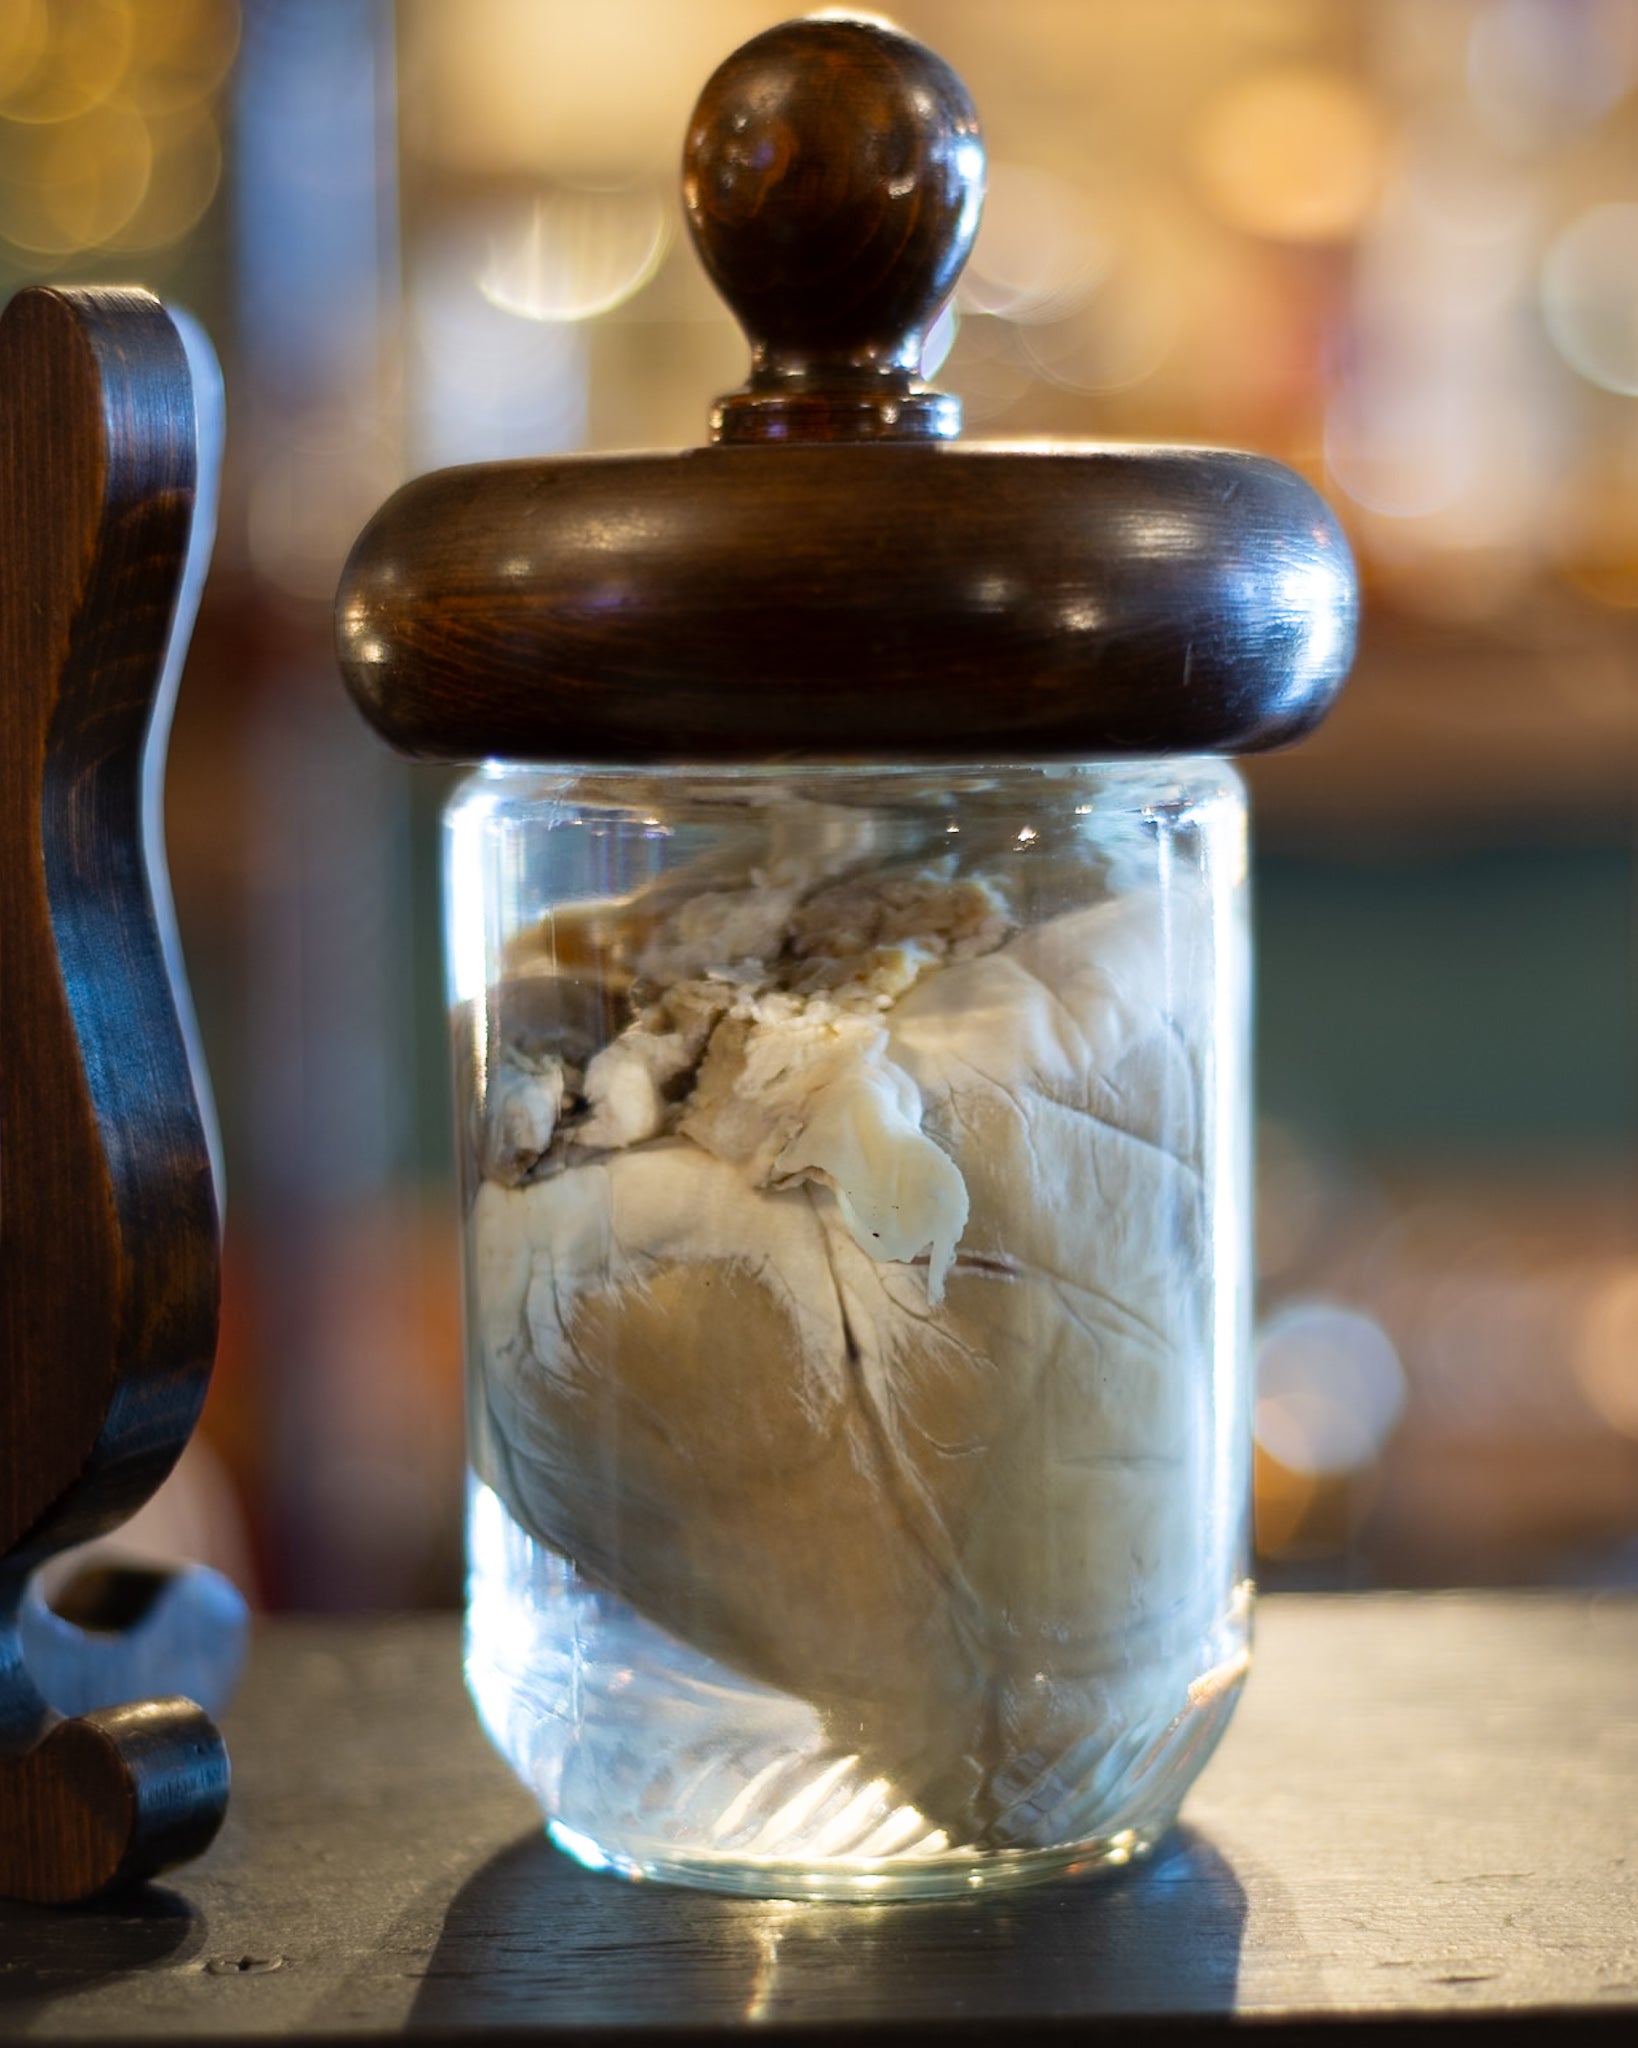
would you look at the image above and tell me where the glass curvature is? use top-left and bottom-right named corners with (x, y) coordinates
top-left (448, 761), bottom-right (1252, 1900)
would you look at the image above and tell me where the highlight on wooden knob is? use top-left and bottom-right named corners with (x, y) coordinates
top-left (683, 13), bottom-right (985, 443)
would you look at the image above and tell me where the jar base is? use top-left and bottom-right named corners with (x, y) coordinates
top-left (546, 1815), bottom-right (1169, 1902)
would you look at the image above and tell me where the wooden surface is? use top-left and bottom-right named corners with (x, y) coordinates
top-left (338, 17), bottom-right (1357, 767)
top-left (683, 17), bottom-right (980, 444)
top-left (2, 1595), bottom-right (1633, 2041)
top-left (337, 441), bottom-right (1356, 764)
top-left (0, 285), bottom-right (236, 1902)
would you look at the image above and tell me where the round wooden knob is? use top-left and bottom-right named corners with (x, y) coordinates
top-left (337, 20), bottom-right (1358, 766)
top-left (683, 15), bottom-right (984, 443)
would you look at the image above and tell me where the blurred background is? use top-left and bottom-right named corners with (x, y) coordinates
top-left (3, 0), bottom-right (1634, 1606)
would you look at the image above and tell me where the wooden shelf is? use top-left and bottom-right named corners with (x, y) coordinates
top-left (3, 1595), bottom-right (1634, 2041)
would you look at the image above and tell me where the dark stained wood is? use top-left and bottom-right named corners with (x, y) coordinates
top-left (337, 442), bottom-right (1357, 764)
top-left (0, 1597), bottom-right (1632, 2040)
top-left (338, 16), bottom-right (1356, 768)
top-left (0, 285), bottom-right (236, 1904)
top-left (683, 17), bottom-right (981, 444)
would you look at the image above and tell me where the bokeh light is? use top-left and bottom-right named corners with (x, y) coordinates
top-left (1325, 381), bottom-right (1473, 521)
top-left (937, 309), bottom-right (1033, 424)
top-left (120, 0), bottom-right (239, 114)
top-left (1553, 456), bottom-right (1638, 608)
top-left (0, 102), bottom-right (151, 252)
top-left (106, 101), bottom-right (222, 251)
top-left (1255, 1301), bottom-right (1407, 1477)
top-left (0, 0), bottom-right (236, 259)
top-left (0, 4), bottom-right (50, 107)
top-left (401, 0), bottom-right (790, 181)
top-left (1541, 203), bottom-right (1638, 397)
top-left (1402, 113), bottom-right (1537, 252)
top-left (1576, 1268), bottom-right (1638, 1440)
top-left (1193, 66), bottom-right (1386, 243)
top-left (960, 163), bottom-right (1110, 325)
top-left (414, 233), bottom-right (590, 469)
top-left (1019, 284), bottom-right (1180, 398)
top-left (1467, 0), bottom-right (1638, 152)
top-left (0, 0), bottom-right (134, 125)
top-left (1252, 1444), bottom-right (1322, 1560)
top-left (1014, 201), bottom-right (1184, 398)
top-left (478, 184), bottom-right (670, 323)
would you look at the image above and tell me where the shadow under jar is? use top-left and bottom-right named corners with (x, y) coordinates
top-left (338, 17), bottom-right (1355, 1900)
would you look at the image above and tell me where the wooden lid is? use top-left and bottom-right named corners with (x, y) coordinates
top-left (338, 15), bottom-right (1356, 765)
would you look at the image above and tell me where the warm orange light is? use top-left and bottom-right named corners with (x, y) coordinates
top-left (1193, 66), bottom-right (1387, 243)
top-left (1252, 1441), bottom-right (1319, 1557)
top-left (401, 0), bottom-right (793, 181)
top-left (122, 0), bottom-right (240, 116)
top-left (0, 0), bottom-right (49, 105)
top-left (0, 0), bottom-right (134, 125)
top-left (105, 102), bottom-right (221, 252)
top-left (0, 0), bottom-right (236, 257)
top-left (0, 102), bottom-right (152, 252)
top-left (1576, 1267), bottom-right (1638, 1438)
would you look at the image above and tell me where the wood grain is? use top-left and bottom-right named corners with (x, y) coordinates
top-left (338, 17), bottom-right (1356, 767)
top-left (0, 285), bottom-right (231, 1903)
top-left (683, 17), bottom-right (981, 444)
top-left (337, 442), bottom-right (1357, 764)
top-left (1, 1598), bottom-right (1631, 2040)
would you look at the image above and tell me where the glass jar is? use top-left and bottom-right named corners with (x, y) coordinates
top-left (448, 758), bottom-right (1251, 1900)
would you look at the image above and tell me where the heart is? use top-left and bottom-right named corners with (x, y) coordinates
top-left (473, 887), bottom-right (1242, 1848)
